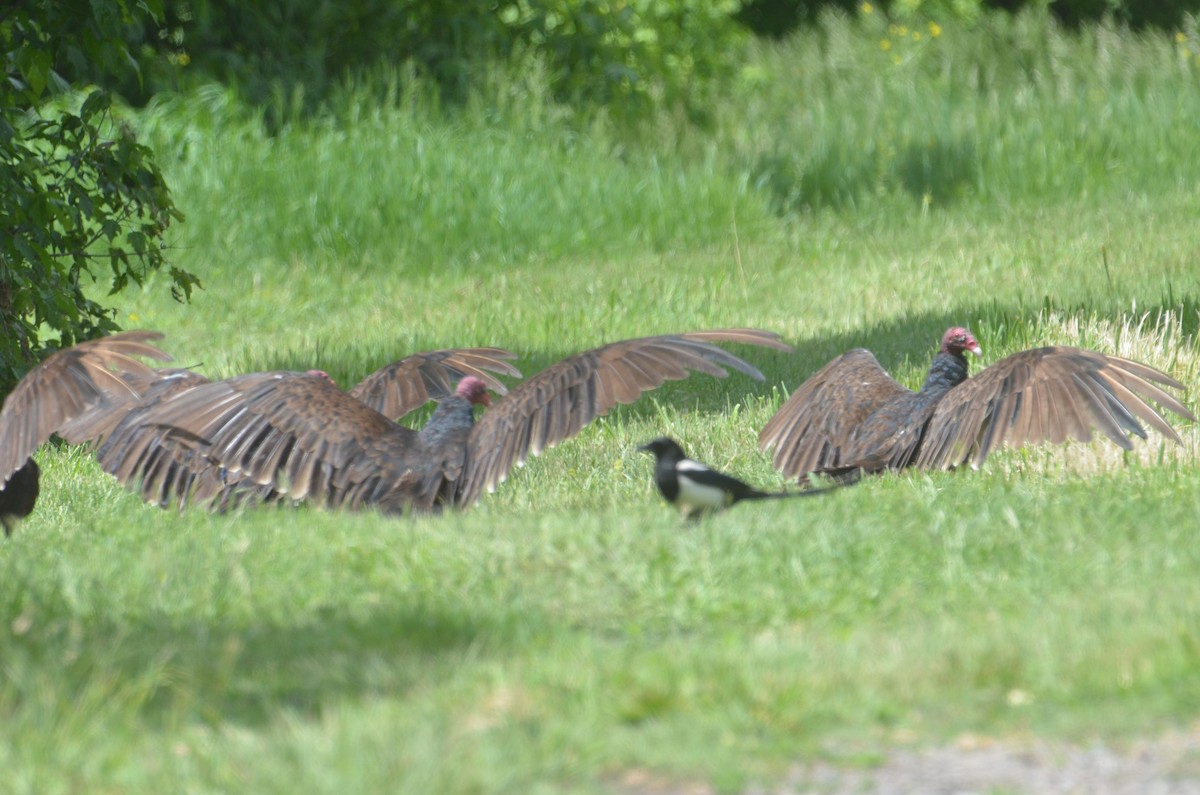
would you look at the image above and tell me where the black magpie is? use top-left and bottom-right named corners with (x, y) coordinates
top-left (638, 436), bottom-right (844, 520)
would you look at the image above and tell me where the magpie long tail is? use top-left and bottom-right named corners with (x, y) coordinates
top-left (798, 466), bottom-right (863, 490)
top-left (741, 475), bottom-right (855, 502)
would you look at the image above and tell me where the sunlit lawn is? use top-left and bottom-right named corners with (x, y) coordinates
top-left (4, 9), bottom-right (1200, 794)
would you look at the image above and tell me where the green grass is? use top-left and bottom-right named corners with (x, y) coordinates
top-left (6, 8), bottom-right (1200, 793)
top-left (723, 10), bottom-right (1200, 213)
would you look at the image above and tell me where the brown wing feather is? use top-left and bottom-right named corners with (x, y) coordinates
top-left (454, 329), bottom-right (791, 505)
top-left (0, 331), bottom-right (172, 486)
top-left (79, 369), bottom-right (280, 512)
top-left (346, 348), bottom-right (521, 421)
top-left (102, 368), bottom-right (474, 514)
top-left (916, 346), bottom-right (1195, 469)
top-left (758, 349), bottom-right (913, 480)
top-left (98, 416), bottom-right (272, 513)
top-left (58, 368), bottom-right (210, 447)
top-left (109, 372), bottom-right (426, 509)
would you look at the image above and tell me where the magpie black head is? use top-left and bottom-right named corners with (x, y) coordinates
top-left (637, 436), bottom-right (687, 462)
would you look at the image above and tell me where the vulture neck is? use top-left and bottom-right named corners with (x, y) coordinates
top-left (418, 396), bottom-right (478, 445)
top-left (917, 351), bottom-right (971, 404)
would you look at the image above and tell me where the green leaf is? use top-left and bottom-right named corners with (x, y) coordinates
top-left (15, 48), bottom-right (53, 99)
top-left (79, 90), bottom-right (112, 122)
top-left (13, 235), bottom-right (46, 266)
top-left (169, 266), bottom-right (202, 303)
top-left (139, 0), bottom-right (166, 21)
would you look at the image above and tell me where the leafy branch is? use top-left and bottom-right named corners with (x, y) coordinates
top-left (0, 0), bottom-right (198, 391)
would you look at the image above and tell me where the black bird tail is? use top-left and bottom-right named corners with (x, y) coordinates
top-left (799, 466), bottom-right (862, 490)
top-left (741, 477), bottom-right (853, 502)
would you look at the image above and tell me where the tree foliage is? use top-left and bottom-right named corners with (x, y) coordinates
top-left (736, 0), bottom-right (1200, 37)
top-left (106, 0), bottom-right (749, 126)
top-left (0, 0), bottom-right (198, 392)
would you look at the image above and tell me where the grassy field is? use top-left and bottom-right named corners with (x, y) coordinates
top-left (4, 8), bottom-right (1200, 794)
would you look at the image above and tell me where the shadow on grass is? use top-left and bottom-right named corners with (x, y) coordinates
top-left (4, 598), bottom-right (536, 728)
top-left (239, 295), bottom-right (1200, 424)
top-left (896, 135), bottom-right (980, 206)
top-left (750, 132), bottom-right (980, 213)
top-left (763, 294), bottom-right (1199, 387)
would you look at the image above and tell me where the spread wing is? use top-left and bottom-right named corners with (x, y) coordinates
top-left (100, 371), bottom-right (430, 512)
top-left (454, 328), bottom-right (792, 505)
top-left (915, 346), bottom-right (1196, 469)
top-left (759, 349), bottom-right (913, 481)
top-left (347, 348), bottom-right (521, 421)
top-left (0, 331), bottom-right (172, 487)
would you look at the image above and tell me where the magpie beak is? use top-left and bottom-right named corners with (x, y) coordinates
top-left (638, 436), bottom-right (837, 520)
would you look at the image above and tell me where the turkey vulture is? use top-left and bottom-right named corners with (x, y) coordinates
top-left (72, 347), bottom-right (525, 511)
top-left (760, 326), bottom-right (1196, 482)
top-left (108, 329), bottom-right (792, 515)
top-left (0, 331), bottom-right (173, 534)
top-left (639, 436), bottom-right (847, 520)
top-left (63, 347), bottom-right (522, 443)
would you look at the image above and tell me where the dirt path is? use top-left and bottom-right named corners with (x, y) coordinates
top-left (612, 731), bottom-right (1200, 795)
